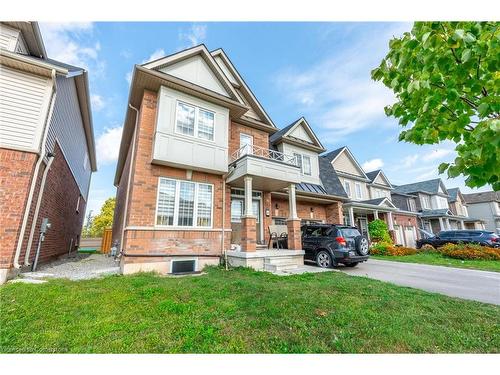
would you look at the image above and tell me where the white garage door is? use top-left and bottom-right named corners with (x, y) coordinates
top-left (404, 226), bottom-right (416, 248)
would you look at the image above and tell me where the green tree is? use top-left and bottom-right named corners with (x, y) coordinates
top-left (371, 22), bottom-right (500, 190)
top-left (83, 197), bottom-right (115, 238)
top-left (368, 219), bottom-right (392, 243)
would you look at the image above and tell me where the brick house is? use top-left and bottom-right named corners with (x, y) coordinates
top-left (321, 146), bottom-right (420, 247)
top-left (392, 179), bottom-right (484, 235)
top-left (0, 22), bottom-right (96, 283)
top-left (112, 45), bottom-right (348, 274)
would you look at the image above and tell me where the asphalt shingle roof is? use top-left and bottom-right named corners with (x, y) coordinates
top-left (393, 179), bottom-right (445, 195)
top-left (463, 191), bottom-right (500, 204)
top-left (321, 147), bottom-right (344, 163)
top-left (318, 156), bottom-right (348, 198)
top-left (420, 209), bottom-right (450, 217)
top-left (269, 120), bottom-right (296, 144)
top-left (360, 198), bottom-right (386, 206)
top-left (365, 170), bottom-right (380, 183)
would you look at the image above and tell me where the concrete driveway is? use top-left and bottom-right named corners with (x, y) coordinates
top-left (333, 259), bottom-right (500, 305)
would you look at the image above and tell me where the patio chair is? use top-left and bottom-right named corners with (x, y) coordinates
top-left (268, 225), bottom-right (288, 249)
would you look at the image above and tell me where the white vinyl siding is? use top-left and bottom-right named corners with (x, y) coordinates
top-left (0, 24), bottom-right (21, 52)
top-left (421, 195), bottom-right (431, 209)
top-left (46, 76), bottom-right (92, 198)
top-left (156, 177), bottom-right (213, 228)
top-left (0, 66), bottom-right (52, 152)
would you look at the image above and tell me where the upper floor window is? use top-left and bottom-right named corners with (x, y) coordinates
top-left (408, 199), bottom-right (416, 212)
top-left (355, 183), bottom-right (363, 199)
top-left (293, 153), bottom-right (312, 176)
top-left (156, 177), bottom-right (213, 228)
top-left (421, 195), bottom-right (431, 209)
top-left (344, 181), bottom-right (351, 197)
top-left (175, 101), bottom-right (214, 141)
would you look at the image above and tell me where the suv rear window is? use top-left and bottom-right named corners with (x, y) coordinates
top-left (339, 228), bottom-right (361, 238)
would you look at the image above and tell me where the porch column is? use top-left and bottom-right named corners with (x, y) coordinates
top-left (445, 218), bottom-right (451, 230)
top-left (460, 220), bottom-right (465, 229)
top-left (286, 183), bottom-right (302, 250)
top-left (349, 207), bottom-right (355, 227)
top-left (438, 217), bottom-right (445, 230)
top-left (387, 211), bottom-right (394, 230)
top-left (374, 210), bottom-right (379, 219)
top-left (241, 176), bottom-right (256, 252)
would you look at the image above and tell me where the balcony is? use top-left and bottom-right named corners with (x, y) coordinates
top-left (227, 144), bottom-right (302, 191)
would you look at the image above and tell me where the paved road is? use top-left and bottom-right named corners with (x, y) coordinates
top-left (333, 259), bottom-right (500, 305)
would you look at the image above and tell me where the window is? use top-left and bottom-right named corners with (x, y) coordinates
top-left (231, 199), bottom-right (243, 223)
top-left (75, 195), bottom-right (81, 214)
top-left (240, 133), bottom-right (253, 155)
top-left (421, 195), bottom-right (431, 209)
top-left (156, 178), bottom-right (213, 227)
top-left (408, 199), bottom-right (416, 212)
top-left (302, 155), bottom-right (312, 176)
top-left (293, 153), bottom-right (302, 170)
top-left (175, 101), bottom-right (215, 141)
top-left (344, 181), bottom-right (351, 197)
top-left (355, 183), bottom-right (363, 199)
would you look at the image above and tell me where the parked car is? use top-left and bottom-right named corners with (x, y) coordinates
top-left (416, 230), bottom-right (500, 249)
top-left (301, 224), bottom-right (369, 268)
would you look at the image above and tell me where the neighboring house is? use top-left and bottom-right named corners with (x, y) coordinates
top-left (112, 45), bottom-right (348, 275)
top-left (392, 179), bottom-right (482, 234)
top-left (447, 187), bottom-right (484, 230)
top-left (320, 146), bottom-right (419, 247)
top-left (0, 22), bottom-right (96, 283)
top-left (463, 191), bottom-right (500, 234)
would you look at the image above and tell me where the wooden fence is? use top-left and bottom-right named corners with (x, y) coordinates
top-left (101, 229), bottom-right (113, 254)
top-left (79, 228), bottom-right (113, 254)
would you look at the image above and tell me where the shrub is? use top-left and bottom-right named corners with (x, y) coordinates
top-left (370, 242), bottom-right (417, 256)
top-left (368, 219), bottom-right (392, 243)
top-left (439, 243), bottom-right (500, 261)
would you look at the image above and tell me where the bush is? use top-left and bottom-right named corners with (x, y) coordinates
top-left (439, 243), bottom-right (500, 261)
top-left (368, 219), bottom-right (392, 243)
top-left (370, 242), bottom-right (417, 256)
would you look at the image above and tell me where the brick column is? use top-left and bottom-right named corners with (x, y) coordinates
top-left (326, 201), bottom-right (343, 224)
top-left (287, 218), bottom-right (302, 250)
top-left (241, 216), bottom-right (257, 252)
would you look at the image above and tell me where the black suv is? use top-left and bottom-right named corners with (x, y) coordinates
top-left (301, 224), bottom-right (369, 268)
top-left (416, 230), bottom-right (500, 249)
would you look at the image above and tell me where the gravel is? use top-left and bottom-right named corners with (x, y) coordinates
top-left (19, 253), bottom-right (120, 281)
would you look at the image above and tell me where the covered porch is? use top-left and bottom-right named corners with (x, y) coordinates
top-left (343, 198), bottom-right (399, 239)
top-left (225, 144), bottom-right (304, 271)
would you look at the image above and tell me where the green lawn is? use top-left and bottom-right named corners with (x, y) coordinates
top-left (1, 267), bottom-right (499, 353)
top-left (372, 252), bottom-right (500, 272)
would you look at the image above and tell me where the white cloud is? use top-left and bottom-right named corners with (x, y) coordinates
top-left (401, 154), bottom-right (419, 168)
top-left (96, 126), bottom-right (123, 165)
top-left (274, 23), bottom-right (410, 141)
top-left (39, 23), bottom-right (103, 74)
top-left (125, 48), bottom-right (166, 84)
top-left (422, 148), bottom-right (454, 162)
top-left (178, 24), bottom-right (207, 48)
top-left (362, 158), bottom-right (384, 171)
top-left (90, 94), bottom-right (105, 111)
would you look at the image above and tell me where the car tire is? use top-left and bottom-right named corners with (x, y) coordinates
top-left (355, 236), bottom-right (369, 255)
top-left (345, 263), bottom-right (358, 267)
top-left (316, 250), bottom-right (333, 268)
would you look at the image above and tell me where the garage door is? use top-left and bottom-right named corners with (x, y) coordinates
top-left (404, 226), bottom-right (416, 248)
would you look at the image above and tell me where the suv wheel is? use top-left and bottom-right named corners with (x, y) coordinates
top-left (316, 250), bottom-right (333, 268)
top-left (355, 236), bottom-right (369, 255)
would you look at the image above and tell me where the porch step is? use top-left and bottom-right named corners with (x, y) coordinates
top-left (264, 256), bottom-right (300, 266)
top-left (264, 263), bottom-right (299, 272)
top-left (256, 244), bottom-right (269, 250)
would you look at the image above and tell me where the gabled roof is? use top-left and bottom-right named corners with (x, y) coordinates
top-left (447, 188), bottom-right (460, 203)
top-left (359, 197), bottom-right (397, 208)
top-left (318, 157), bottom-right (349, 198)
top-left (365, 169), bottom-right (393, 188)
top-left (393, 178), bottom-right (448, 196)
top-left (2, 21), bottom-right (46, 58)
top-left (142, 44), bottom-right (241, 103)
top-left (420, 209), bottom-right (453, 217)
top-left (321, 146), bottom-right (369, 180)
top-left (269, 117), bottom-right (325, 152)
top-left (463, 191), bottom-right (500, 204)
top-left (211, 48), bottom-right (276, 129)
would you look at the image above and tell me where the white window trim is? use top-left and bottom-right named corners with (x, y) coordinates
top-left (174, 100), bottom-right (216, 142)
top-left (76, 195), bottom-right (81, 214)
top-left (355, 183), bottom-right (363, 199)
top-left (302, 155), bottom-right (312, 176)
top-left (155, 177), bottom-right (214, 229)
top-left (239, 133), bottom-right (253, 154)
top-left (344, 180), bottom-right (351, 197)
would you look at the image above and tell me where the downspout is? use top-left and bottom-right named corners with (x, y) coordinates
top-left (13, 69), bottom-right (57, 269)
top-left (221, 165), bottom-right (235, 270)
top-left (119, 104), bottom-right (139, 255)
top-left (24, 152), bottom-right (55, 266)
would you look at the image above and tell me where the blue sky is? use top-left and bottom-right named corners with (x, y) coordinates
top-left (38, 22), bottom-right (491, 217)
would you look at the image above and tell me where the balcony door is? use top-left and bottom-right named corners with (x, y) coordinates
top-left (240, 133), bottom-right (253, 155)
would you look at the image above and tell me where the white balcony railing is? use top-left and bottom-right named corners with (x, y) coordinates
top-left (230, 144), bottom-right (298, 166)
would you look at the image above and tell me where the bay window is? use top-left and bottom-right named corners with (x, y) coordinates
top-left (175, 101), bottom-right (215, 141)
top-left (156, 177), bottom-right (213, 227)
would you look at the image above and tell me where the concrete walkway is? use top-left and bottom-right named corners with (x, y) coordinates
top-left (332, 259), bottom-right (500, 305)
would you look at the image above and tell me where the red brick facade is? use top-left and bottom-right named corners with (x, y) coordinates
top-left (271, 197), bottom-right (343, 224)
top-left (0, 143), bottom-right (86, 278)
